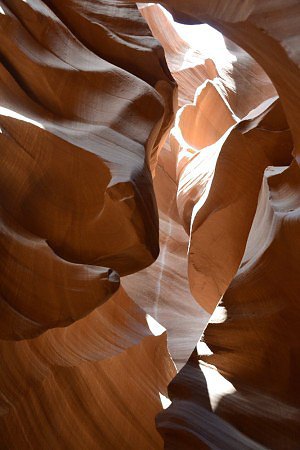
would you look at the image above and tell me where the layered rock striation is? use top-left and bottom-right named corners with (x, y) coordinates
top-left (1, 0), bottom-right (300, 449)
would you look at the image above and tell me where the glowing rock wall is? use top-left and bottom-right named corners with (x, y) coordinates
top-left (1, 0), bottom-right (299, 448)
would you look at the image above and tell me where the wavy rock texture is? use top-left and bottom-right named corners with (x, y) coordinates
top-left (1, 0), bottom-right (300, 449)
top-left (0, 287), bottom-right (176, 449)
top-left (137, 1), bottom-right (300, 449)
top-left (0, 1), bottom-right (177, 448)
top-left (123, 136), bottom-right (210, 369)
top-left (137, 0), bottom-right (300, 156)
top-left (139, 3), bottom-right (276, 116)
top-left (0, 0), bottom-right (175, 339)
top-left (184, 93), bottom-right (292, 313)
top-left (158, 162), bottom-right (300, 449)
top-left (123, 3), bottom-right (282, 371)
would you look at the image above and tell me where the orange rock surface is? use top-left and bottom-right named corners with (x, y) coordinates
top-left (1, 1), bottom-right (300, 449)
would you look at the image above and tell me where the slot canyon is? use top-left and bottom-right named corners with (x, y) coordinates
top-left (0, 1), bottom-right (299, 449)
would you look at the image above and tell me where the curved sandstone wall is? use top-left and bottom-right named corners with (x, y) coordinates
top-left (1, 1), bottom-right (299, 449)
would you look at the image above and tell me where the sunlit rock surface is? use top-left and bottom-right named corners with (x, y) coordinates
top-left (139, 3), bottom-right (277, 116)
top-left (0, 0), bottom-right (175, 339)
top-left (137, 0), bottom-right (300, 155)
top-left (139, 1), bottom-right (299, 449)
top-left (158, 162), bottom-right (300, 449)
top-left (1, 0), bottom-right (300, 449)
top-left (0, 1), bottom-right (176, 448)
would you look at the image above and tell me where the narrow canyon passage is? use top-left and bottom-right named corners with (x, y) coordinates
top-left (0, 1), bottom-right (299, 449)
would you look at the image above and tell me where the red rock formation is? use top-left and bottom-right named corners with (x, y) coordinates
top-left (0, 2), bottom-right (176, 448)
top-left (0, 0), bottom-right (175, 339)
top-left (123, 137), bottom-right (210, 368)
top-left (138, 1), bottom-right (300, 449)
top-left (1, 0), bottom-right (300, 449)
top-left (158, 161), bottom-right (300, 449)
top-left (187, 95), bottom-right (292, 313)
top-left (0, 287), bottom-right (176, 448)
top-left (139, 3), bottom-right (276, 116)
top-left (137, 0), bottom-right (300, 156)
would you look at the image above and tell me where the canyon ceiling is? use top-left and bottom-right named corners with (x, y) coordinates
top-left (0, 1), bottom-right (299, 449)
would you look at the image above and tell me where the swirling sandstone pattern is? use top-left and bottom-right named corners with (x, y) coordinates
top-left (137, 0), bottom-right (300, 156)
top-left (0, 1), bottom-right (176, 448)
top-left (1, 0), bottom-right (300, 449)
top-left (158, 161), bottom-right (300, 449)
top-left (138, 1), bottom-right (299, 449)
top-left (0, 0), bottom-right (175, 339)
top-left (139, 3), bottom-right (276, 116)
